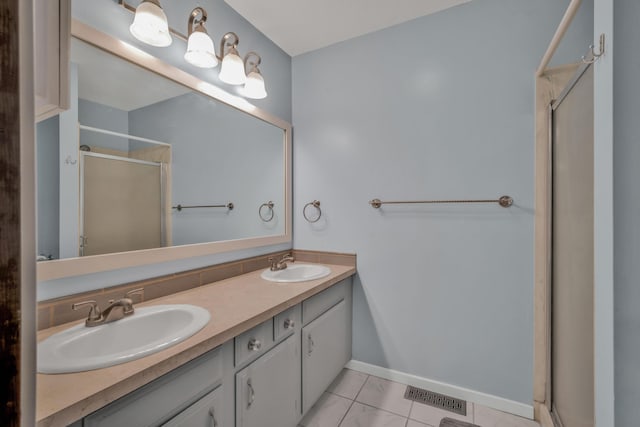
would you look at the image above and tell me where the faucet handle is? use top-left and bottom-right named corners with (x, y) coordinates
top-left (72, 300), bottom-right (103, 326)
top-left (125, 288), bottom-right (144, 302)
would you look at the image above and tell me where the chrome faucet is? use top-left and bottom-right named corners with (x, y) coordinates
top-left (269, 253), bottom-right (295, 271)
top-left (72, 288), bottom-right (144, 327)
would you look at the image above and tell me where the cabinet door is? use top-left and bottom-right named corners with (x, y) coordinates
top-left (302, 299), bottom-right (351, 413)
top-left (84, 347), bottom-right (223, 427)
top-left (34, 0), bottom-right (70, 121)
top-left (236, 333), bottom-right (300, 427)
top-left (162, 386), bottom-right (222, 427)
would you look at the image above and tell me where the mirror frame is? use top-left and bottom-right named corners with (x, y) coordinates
top-left (37, 20), bottom-right (292, 282)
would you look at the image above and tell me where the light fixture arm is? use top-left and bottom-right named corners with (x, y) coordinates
top-left (218, 32), bottom-right (240, 61)
top-left (187, 7), bottom-right (208, 36)
top-left (243, 51), bottom-right (262, 74)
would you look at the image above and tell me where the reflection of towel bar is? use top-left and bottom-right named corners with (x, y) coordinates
top-left (369, 196), bottom-right (513, 209)
top-left (173, 203), bottom-right (234, 212)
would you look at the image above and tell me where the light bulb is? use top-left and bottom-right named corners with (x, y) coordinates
top-left (184, 29), bottom-right (218, 68)
top-left (219, 47), bottom-right (246, 85)
top-left (129, 0), bottom-right (172, 48)
top-left (243, 70), bottom-right (267, 99)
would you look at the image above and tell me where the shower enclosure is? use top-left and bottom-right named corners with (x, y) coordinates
top-left (549, 63), bottom-right (594, 427)
top-left (77, 125), bottom-right (170, 257)
top-left (80, 152), bottom-right (166, 256)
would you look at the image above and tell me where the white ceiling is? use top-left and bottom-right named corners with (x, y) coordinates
top-left (71, 38), bottom-right (190, 111)
top-left (224, 0), bottom-right (472, 56)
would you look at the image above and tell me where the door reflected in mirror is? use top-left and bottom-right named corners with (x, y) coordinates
top-left (36, 37), bottom-right (285, 261)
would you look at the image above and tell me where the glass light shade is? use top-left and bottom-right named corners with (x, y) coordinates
top-left (129, 1), bottom-right (172, 47)
top-left (218, 49), bottom-right (246, 85)
top-left (184, 31), bottom-right (218, 68)
top-left (243, 70), bottom-right (267, 99)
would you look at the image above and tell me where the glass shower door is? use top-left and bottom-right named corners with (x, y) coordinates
top-left (550, 65), bottom-right (594, 427)
top-left (80, 153), bottom-right (163, 256)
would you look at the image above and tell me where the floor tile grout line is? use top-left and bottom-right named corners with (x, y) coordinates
top-left (351, 372), bottom-right (370, 402)
top-left (354, 400), bottom-right (412, 419)
top-left (354, 375), bottom-right (414, 418)
top-left (337, 397), bottom-right (357, 427)
top-left (336, 370), bottom-right (369, 427)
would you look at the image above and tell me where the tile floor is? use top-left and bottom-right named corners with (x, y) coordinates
top-left (299, 369), bottom-right (541, 427)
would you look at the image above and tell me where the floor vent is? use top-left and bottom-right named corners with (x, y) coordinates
top-left (404, 385), bottom-right (467, 416)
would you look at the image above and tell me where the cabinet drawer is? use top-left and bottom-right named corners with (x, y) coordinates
top-left (84, 347), bottom-right (223, 427)
top-left (162, 385), bottom-right (222, 427)
top-left (302, 279), bottom-right (350, 325)
top-left (235, 318), bottom-right (274, 367)
top-left (274, 305), bottom-right (300, 342)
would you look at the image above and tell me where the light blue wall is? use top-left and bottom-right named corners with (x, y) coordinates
top-left (292, 0), bottom-right (592, 404)
top-left (613, 0), bottom-right (640, 424)
top-left (36, 116), bottom-right (60, 259)
top-left (37, 0), bottom-right (292, 300)
top-left (128, 92), bottom-right (285, 245)
top-left (78, 98), bottom-right (129, 151)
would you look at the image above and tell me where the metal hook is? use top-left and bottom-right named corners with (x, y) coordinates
top-left (303, 200), bottom-right (322, 223)
top-left (65, 155), bottom-right (77, 165)
top-left (582, 33), bottom-right (605, 64)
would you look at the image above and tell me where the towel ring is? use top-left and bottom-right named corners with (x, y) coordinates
top-left (303, 200), bottom-right (322, 223)
top-left (259, 201), bottom-right (275, 222)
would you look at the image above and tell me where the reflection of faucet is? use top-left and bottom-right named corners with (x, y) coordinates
top-left (269, 253), bottom-right (295, 271)
top-left (72, 288), bottom-right (144, 327)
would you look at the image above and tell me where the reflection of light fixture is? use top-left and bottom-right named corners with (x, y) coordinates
top-left (129, 0), bottom-right (172, 47)
top-left (184, 7), bottom-right (218, 68)
top-left (218, 33), bottom-right (246, 85)
top-left (243, 52), bottom-right (267, 99)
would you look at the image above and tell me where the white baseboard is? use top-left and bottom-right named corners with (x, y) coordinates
top-left (345, 360), bottom-right (534, 420)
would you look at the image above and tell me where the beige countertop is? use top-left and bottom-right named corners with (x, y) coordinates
top-left (36, 263), bottom-right (356, 427)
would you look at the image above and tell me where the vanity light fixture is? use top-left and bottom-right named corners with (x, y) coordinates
top-left (243, 52), bottom-right (267, 99)
top-left (128, 0), bottom-right (172, 47)
top-left (218, 32), bottom-right (247, 85)
top-left (184, 7), bottom-right (218, 68)
top-left (118, 1), bottom-right (268, 98)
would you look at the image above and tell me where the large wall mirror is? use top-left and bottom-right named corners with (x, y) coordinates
top-left (36, 20), bottom-right (291, 281)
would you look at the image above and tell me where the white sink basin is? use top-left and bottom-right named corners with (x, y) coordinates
top-left (261, 263), bottom-right (331, 283)
top-left (38, 304), bottom-right (210, 374)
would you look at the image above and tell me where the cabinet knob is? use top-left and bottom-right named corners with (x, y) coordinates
top-left (284, 318), bottom-right (295, 329)
top-left (247, 338), bottom-right (262, 351)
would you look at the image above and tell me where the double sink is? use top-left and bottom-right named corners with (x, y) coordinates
top-left (38, 263), bottom-right (331, 374)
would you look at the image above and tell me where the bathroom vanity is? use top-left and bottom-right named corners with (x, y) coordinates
top-left (37, 263), bottom-right (355, 427)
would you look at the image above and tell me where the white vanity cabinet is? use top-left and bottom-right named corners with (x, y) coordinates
top-left (235, 333), bottom-right (300, 427)
top-left (74, 277), bottom-right (352, 427)
top-left (34, 0), bottom-right (70, 122)
top-left (301, 279), bottom-right (353, 413)
top-left (162, 386), bottom-right (223, 427)
top-left (83, 346), bottom-right (225, 427)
